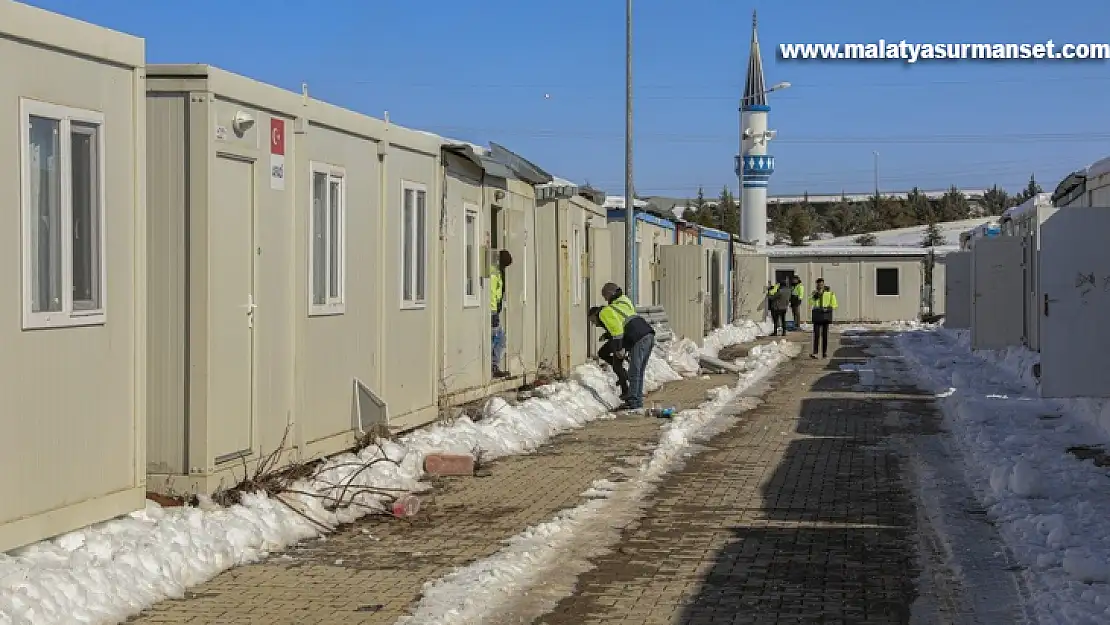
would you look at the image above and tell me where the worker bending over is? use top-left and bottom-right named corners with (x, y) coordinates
top-left (588, 305), bottom-right (630, 400)
top-left (593, 282), bottom-right (656, 411)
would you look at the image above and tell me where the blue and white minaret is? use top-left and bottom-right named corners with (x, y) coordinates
top-left (736, 11), bottom-right (777, 246)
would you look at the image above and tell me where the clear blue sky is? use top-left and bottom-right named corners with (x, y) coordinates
top-left (24, 0), bottom-right (1110, 198)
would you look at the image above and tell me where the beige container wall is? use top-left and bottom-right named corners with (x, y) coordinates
top-left (700, 235), bottom-right (730, 328)
top-left (608, 218), bottom-right (675, 307)
top-left (768, 256), bottom-right (925, 322)
top-left (500, 179), bottom-right (539, 379)
top-left (572, 198), bottom-right (607, 368)
top-left (534, 198), bottom-right (563, 374)
top-left (440, 154), bottom-right (492, 396)
top-left (0, 3), bottom-right (147, 551)
top-left (380, 143), bottom-right (441, 428)
top-left (733, 249), bottom-right (768, 321)
top-left (931, 258), bottom-right (947, 315)
top-left (296, 122), bottom-right (382, 450)
top-left (145, 65), bottom-right (442, 492)
top-left (857, 259), bottom-right (923, 322)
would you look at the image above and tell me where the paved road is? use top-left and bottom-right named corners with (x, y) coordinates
top-left (130, 332), bottom-right (1028, 625)
top-left (531, 332), bottom-right (1024, 625)
top-left (127, 372), bottom-right (736, 625)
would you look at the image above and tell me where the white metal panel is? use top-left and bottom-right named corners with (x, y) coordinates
top-left (944, 252), bottom-right (971, 329)
top-left (660, 244), bottom-right (705, 343)
top-left (1040, 207), bottom-right (1110, 397)
top-left (208, 155), bottom-right (255, 462)
top-left (971, 238), bottom-right (1023, 350)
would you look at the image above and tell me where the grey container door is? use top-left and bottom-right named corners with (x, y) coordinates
top-left (1040, 207), bottom-right (1110, 397)
top-left (659, 244), bottom-right (706, 344)
top-left (971, 237), bottom-right (1024, 350)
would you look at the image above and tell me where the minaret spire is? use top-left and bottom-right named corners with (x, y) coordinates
top-left (742, 10), bottom-right (767, 110)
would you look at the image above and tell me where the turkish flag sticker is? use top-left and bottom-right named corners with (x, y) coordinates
top-left (270, 118), bottom-right (285, 156)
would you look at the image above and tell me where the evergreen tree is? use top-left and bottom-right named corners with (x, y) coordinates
top-left (981, 185), bottom-right (1010, 216)
top-left (784, 203), bottom-right (815, 246)
top-left (854, 232), bottom-right (878, 246)
top-left (715, 186), bottom-right (738, 234)
top-left (824, 194), bottom-right (856, 237)
top-left (682, 198), bottom-right (692, 220)
top-left (689, 186), bottom-right (715, 226)
top-left (1012, 174), bottom-right (1044, 207)
top-left (920, 221), bottom-right (946, 247)
top-left (937, 186), bottom-right (971, 221)
top-left (905, 187), bottom-right (934, 224)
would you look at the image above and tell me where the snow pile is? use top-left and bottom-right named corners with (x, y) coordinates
top-left (398, 339), bottom-right (801, 624)
top-left (944, 328), bottom-right (1110, 436)
top-left (892, 327), bottom-right (1110, 624)
top-left (663, 319), bottom-right (771, 377)
top-left (840, 319), bottom-right (934, 333)
top-left (0, 352), bottom-right (691, 625)
top-left (699, 319), bottom-right (771, 359)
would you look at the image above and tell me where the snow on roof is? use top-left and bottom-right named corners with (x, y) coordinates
top-left (1001, 193), bottom-right (1053, 221)
top-left (1087, 154), bottom-right (1110, 180)
top-left (806, 217), bottom-right (995, 248)
top-left (603, 196), bottom-right (650, 210)
top-left (767, 245), bottom-right (959, 258)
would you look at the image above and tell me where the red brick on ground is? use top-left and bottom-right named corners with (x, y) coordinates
top-left (423, 453), bottom-right (476, 476)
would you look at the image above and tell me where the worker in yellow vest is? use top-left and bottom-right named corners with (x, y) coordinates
top-left (809, 277), bottom-right (838, 359)
top-left (490, 250), bottom-right (513, 378)
top-left (591, 283), bottom-right (655, 411)
top-left (789, 275), bottom-right (805, 330)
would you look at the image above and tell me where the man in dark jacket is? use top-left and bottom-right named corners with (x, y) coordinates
top-left (593, 282), bottom-right (655, 411)
top-left (767, 279), bottom-right (791, 336)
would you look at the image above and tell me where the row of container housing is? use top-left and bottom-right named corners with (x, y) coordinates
top-left (0, 2), bottom-right (750, 552)
top-left (944, 170), bottom-right (1110, 402)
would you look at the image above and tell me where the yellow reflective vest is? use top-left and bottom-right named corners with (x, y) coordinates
top-left (490, 265), bottom-right (503, 313)
top-left (598, 295), bottom-right (637, 338)
top-left (810, 289), bottom-right (838, 310)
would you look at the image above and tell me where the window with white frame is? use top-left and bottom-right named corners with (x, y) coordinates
top-left (571, 226), bottom-right (582, 305)
top-left (21, 99), bottom-right (106, 329)
top-left (309, 164), bottom-right (345, 314)
top-left (463, 204), bottom-right (479, 306)
top-left (402, 182), bottom-right (428, 307)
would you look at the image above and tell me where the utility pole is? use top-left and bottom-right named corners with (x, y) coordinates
top-left (873, 150), bottom-right (879, 197)
top-left (623, 0), bottom-right (636, 302)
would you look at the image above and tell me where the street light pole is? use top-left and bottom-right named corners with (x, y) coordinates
top-left (623, 0), bottom-right (636, 302)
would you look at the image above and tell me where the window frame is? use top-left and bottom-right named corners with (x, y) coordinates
top-left (462, 203), bottom-right (480, 308)
top-left (307, 162), bottom-right (346, 316)
top-left (401, 180), bottom-right (429, 309)
top-left (875, 266), bottom-right (901, 297)
top-left (20, 98), bottom-right (108, 330)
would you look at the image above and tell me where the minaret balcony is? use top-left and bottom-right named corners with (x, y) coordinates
top-left (735, 154), bottom-right (776, 178)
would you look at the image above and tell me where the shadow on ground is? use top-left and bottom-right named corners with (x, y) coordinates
top-left (677, 332), bottom-right (933, 625)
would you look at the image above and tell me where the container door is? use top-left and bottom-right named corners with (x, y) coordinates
top-left (1040, 207), bottom-right (1110, 397)
top-left (733, 253), bottom-right (768, 322)
top-left (971, 237), bottom-right (1023, 350)
top-left (944, 252), bottom-right (972, 329)
top-left (820, 264), bottom-right (853, 322)
top-left (209, 155), bottom-right (255, 464)
top-left (659, 244), bottom-right (705, 343)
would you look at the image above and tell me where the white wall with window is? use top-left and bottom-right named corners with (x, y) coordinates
top-left (463, 203), bottom-right (480, 307)
top-left (21, 99), bottom-right (107, 329)
top-left (309, 163), bottom-right (345, 315)
top-left (401, 181), bottom-right (428, 308)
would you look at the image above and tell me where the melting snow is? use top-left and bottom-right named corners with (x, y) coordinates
top-left (892, 325), bottom-right (1110, 624)
top-left (0, 323), bottom-right (766, 625)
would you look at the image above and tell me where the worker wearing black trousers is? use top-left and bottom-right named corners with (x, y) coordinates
top-left (809, 277), bottom-right (839, 359)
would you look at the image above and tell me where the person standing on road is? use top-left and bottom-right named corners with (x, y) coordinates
top-left (790, 275), bottom-right (805, 330)
top-left (809, 277), bottom-right (838, 359)
top-left (767, 279), bottom-right (790, 336)
top-left (588, 305), bottom-right (630, 401)
top-left (490, 249), bottom-right (513, 378)
top-left (597, 282), bottom-right (655, 411)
